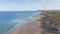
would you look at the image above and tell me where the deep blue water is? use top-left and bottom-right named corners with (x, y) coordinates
top-left (0, 11), bottom-right (35, 34)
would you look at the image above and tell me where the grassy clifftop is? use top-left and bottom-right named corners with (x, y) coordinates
top-left (37, 10), bottom-right (60, 21)
top-left (47, 10), bottom-right (60, 21)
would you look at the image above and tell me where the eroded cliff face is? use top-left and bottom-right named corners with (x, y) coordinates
top-left (7, 10), bottom-right (60, 34)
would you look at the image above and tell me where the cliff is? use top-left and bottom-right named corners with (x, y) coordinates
top-left (6, 10), bottom-right (60, 34)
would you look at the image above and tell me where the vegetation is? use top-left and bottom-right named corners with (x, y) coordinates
top-left (47, 10), bottom-right (60, 21)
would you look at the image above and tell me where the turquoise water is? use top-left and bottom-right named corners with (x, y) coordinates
top-left (0, 11), bottom-right (35, 34)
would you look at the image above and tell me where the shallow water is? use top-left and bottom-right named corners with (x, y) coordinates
top-left (0, 11), bottom-right (35, 34)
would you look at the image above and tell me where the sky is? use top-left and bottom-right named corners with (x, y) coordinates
top-left (0, 0), bottom-right (60, 11)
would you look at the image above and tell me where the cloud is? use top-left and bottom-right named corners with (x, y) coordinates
top-left (0, 0), bottom-right (60, 11)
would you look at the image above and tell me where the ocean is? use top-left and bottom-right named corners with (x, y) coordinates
top-left (0, 11), bottom-right (35, 34)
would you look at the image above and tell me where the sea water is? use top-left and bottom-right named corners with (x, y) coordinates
top-left (0, 11), bottom-right (35, 34)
